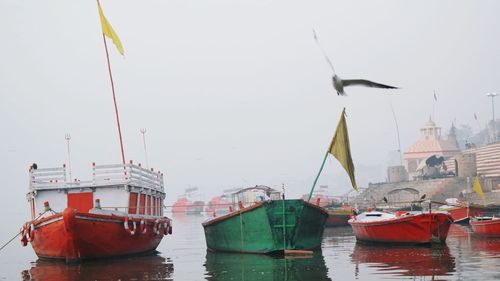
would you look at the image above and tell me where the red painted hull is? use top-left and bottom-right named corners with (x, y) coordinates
top-left (24, 208), bottom-right (171, 262)
top-left (349, 213), bottom-right (452, 244)
top-left (325, 214), bottom-right (351, 226)
top-left (471, 218), bottom-right (500, 237)
top-left (446, 206), bottom-right (484, 223)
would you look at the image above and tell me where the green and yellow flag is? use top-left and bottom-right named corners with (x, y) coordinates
top-left (328, 109), bottom-right (357, 190)
top-left (473, 176), bottom-right (485, 200)
top-left (97, 1), bottom-right (124, 56)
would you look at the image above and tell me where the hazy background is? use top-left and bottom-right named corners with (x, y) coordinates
top-left (1, 0), bottom-right (499, 240)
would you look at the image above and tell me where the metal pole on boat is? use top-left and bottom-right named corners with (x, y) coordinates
top-left (102, 33), bottom-right (126, 165)
top-left (282, 183), bottom-right (286, 251)
top-left (97, 0), bottom-right (126, 165)
top-left (140, 128), bottom-right (149, 169)
top-left (65, 133), bottom-right (72, 182)
top-left (307, 152), bottom-right (329, 202)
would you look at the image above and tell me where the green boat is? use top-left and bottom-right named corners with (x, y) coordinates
top-left (202, 187), bottom-right (328, 254)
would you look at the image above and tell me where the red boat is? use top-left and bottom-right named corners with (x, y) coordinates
top-left (171, 187), bottom-right (205, 215)
top-left (20, 162), bottom-right (172, 262)
top-left (349, 211), bottom-right (453, 244)
top-left (325, 204), bottom-right (354, 227)
top-left (438, 199), bottom-right (485, 223)
top-left (470, 217), bottom-right (500, 237)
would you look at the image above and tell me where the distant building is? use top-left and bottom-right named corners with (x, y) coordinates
top-left (404, 117), bottom-right (460, 174)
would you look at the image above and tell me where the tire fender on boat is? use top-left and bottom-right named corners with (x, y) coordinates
top-left (161, 222), bottom-right (168, 235)
top-left (139, 219), bottom-right (147, 235)
top-left (153, 219), bottom-right (161, 235)
top-left (166, 221), bottom-right (172, 235)
top-left (20, 226), bottom-right (28, 246)
top-left (25, 223), bottom-right (35, 242)
top-left (123, 217), bottom-right (137, 236)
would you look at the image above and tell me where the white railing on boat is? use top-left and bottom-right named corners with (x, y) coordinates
top-left (29, 163), bottom-right (164, 191)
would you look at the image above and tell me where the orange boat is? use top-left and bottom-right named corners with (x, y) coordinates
top-left (470, 216), bottom-right (500, 237)
top-left (20, 162), bottom-right (172, 262)
top-left (349, 211), bottom-right (453, 244)
top-left (171, 187), bottom-right (205, 215)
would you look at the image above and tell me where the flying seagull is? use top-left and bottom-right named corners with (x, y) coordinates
top-left (313, 30), bottom-right (399, 96)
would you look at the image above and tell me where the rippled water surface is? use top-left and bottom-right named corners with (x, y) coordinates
top-left (2, 215), bottom-right (500, 280)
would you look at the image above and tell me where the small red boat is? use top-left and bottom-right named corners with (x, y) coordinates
top-left (171, 187), bottom-right (205, 215)
top-left (325, 204), bottom-right (354, 227)
top-left (438, 199), bottom-right (485, 223)
top-left (349, 211), bottom-right (453, 244)
top-left (470, 216), bottom-right (500, 237)
top-left (20, 162), bottom-right (172, 262)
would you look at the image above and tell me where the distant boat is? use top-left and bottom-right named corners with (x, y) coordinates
top-left (438, 198), bottom-right (486, 224)
top-left (301, 185), bottom-right (336, 208)
top-left (171, 187), bottom-right (205, 215)
top-left (202, 186), bottom-right (328, 254)
top-left (20, 163), bottom-right (172, 262)
top-left (349, 210), bottom-right (452, 244)
top-left (204, 188), bottom-right (239, 216)
top-left (325, 203), bottom-right (354, 227)
top-left (470, 216), bottom-right (500, 237)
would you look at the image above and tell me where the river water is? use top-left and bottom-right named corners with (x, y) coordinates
top-left (1, 215), bottom-right (499, 281)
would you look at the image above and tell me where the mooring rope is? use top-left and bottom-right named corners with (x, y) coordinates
top-left (0, 211), bottom-right (47, 253)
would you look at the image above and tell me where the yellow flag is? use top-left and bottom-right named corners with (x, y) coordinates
top-left (473, 176), bottom-right (485, 200)
top-left (328, 109), bottom-right (357, 190)
top-left (97, 1), bottom-right (124, 56)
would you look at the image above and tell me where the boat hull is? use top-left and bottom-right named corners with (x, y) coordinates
top-left (349, 213), bottom-right (452, 244)
top-left (202, 199), bottom-right (328, 254)
top-left (24, 208), bottom-right (171, 262)
top-left (325, 209), bottom-right (352, 227)
top-left (445, 205), bottom-right (484, 224)
top-left (470, 218), bottom-right (500, 236)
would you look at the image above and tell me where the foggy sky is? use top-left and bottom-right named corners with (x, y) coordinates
top-left (1, 0), bottom-right (500, 236)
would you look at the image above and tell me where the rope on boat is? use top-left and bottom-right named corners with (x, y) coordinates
top-left (0, 211), bottom-right (47, 253)
top-left (0, 232), bottom-right (21, 252)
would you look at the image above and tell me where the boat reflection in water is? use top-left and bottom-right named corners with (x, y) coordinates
top-left (21, 253), bottom-right (173, 281)
top-left (204, 251), bottom-right (331, 281)
top-left (351, 243), bottom-right (455, 278)
top-left (470, 236), bottom-right (500, 257)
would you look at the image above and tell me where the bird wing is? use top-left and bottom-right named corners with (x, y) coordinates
top-left (313, 29), bottom-right (336, 74)
top-left (342, 79), bottom-right (399, 89)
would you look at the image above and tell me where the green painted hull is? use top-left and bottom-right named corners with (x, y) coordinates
top-left (202, 199), bottom-right (328, 253)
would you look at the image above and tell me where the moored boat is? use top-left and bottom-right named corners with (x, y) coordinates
top-left (20, 162), bottom-right (172, 262)
top-left (202, 186), bottom-right (328, 254)
top-left (438, 198), bottom-right (485, 224)
top-left (470, 216), bottom-right (500, 237)
top-left (349, 210), bottom-right (453, 244)
top-left (171, 187), bottom-right (205, 215)
top-left (205, 189), bottom-right (237, 216)
top-left (325, 204), bottom-right (354, 227)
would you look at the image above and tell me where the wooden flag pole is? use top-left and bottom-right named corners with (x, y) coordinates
top-left (307, 151), bottom-right (329, 202)
top-left (102, 32), bottom-right (126, 165)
